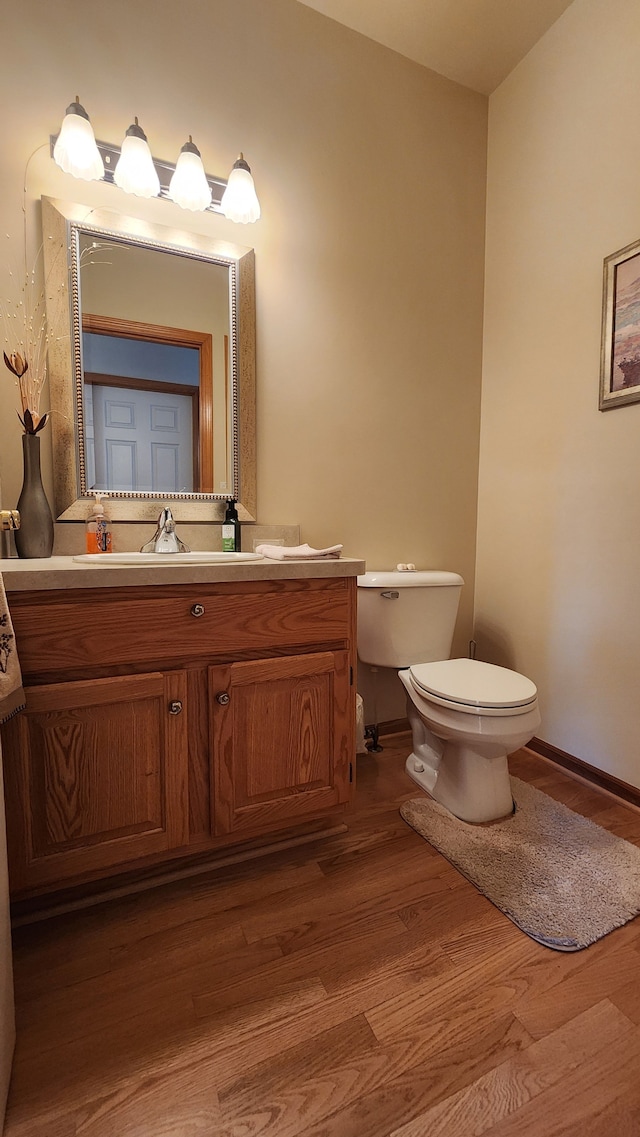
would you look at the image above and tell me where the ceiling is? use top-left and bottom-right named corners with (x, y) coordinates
top-left (295, 0), bottom-right (574, 94)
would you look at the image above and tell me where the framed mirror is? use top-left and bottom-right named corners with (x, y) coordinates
top-left (42, 197), bottom-right (256, 522)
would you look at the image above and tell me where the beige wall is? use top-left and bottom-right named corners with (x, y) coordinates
top-left (477, 0), bottom-right (640, 786)
top-left (0, 0), bottom-right (487, 719)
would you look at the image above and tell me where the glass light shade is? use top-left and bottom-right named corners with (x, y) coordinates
top-left (114, 122), bottom-right (160, 198)
top-left (53, 102), bottom-right (104, 181)
top-left (220, 157), bottom-right (261, 224)
top-left (168, 141), bottom-right (212, 211)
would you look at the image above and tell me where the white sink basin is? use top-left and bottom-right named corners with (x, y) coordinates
top-left (73, 551), bottom-right (264, 565)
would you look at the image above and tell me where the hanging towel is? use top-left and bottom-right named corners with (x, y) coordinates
top-left (255, 542), bottom-right (343, 561)
top-left (0, 575), bottom-right (24, 725)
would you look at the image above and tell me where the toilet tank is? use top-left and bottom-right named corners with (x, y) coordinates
top-left (357, 571), bottom-right (464, 668)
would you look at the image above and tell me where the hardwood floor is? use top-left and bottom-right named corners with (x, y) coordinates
top-left (5, 736), bottom-right (640, 1136)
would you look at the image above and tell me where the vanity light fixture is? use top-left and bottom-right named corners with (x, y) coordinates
top-left (51, 99), bottom-right (261, 222)
top-left (168, 137), bottom-right (212, 212)
top-left (114, 117), bottom-right (160, 199)
top-left (220, 154), bottom-right (261, 224)
top-left (52, 98), bottom-right (104, 181)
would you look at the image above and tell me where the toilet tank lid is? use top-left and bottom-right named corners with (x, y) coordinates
top-left (357, 571), bottom-right (464, 588)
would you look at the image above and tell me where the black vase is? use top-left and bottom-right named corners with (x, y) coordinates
top-left (14, 434), bottom-right (54, 559)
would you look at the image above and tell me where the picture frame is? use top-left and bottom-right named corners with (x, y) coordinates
top-left (600, 236), bottom-right (640, 410)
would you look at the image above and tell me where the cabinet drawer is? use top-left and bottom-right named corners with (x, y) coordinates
top-left (9, 579), bottom-right (352, 675)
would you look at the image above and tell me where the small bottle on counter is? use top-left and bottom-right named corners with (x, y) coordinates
top-left (86, 493), bottom-right (112, 554)
top-left (0, 510), bottom-right (20, 559)
top-left (222, 498), bottom-right (240, 552)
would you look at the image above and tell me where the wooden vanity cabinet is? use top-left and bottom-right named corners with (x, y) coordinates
top-left (2, 671), bottom-right (190, 894)
top-left (211, 650), bottom-right (352, 834)
top-left (1, 576), bottom-right (356, 901)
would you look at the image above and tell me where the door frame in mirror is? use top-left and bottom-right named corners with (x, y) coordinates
top-left (42, 196), bottom-right (256, 522)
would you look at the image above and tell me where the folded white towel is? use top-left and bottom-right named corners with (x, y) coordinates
top-left (255, 542), bottom-right (343, 561)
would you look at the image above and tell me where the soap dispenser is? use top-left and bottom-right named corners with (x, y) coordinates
top-left (86, 493), bottom-right (112, 553)
top-left (222, 498), bottom-right (240, 552)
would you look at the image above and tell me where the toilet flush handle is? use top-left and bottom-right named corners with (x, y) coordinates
top-left (380, 590), bottom-right (399, 599)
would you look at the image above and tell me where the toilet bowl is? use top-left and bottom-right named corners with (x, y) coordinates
top-left (399, 658), bottom-right (540, 823)
top-left (357, 571), bottom-right (541, 824)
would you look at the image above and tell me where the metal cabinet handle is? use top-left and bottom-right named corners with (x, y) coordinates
top-left (216, 692), bottom-right (230, 706)
top-left (380, 590), bottom-right (400, 599)
top-left (168, 700), bottom-right (183, 715)
top-left (191, 603), bottom-right (205, 617)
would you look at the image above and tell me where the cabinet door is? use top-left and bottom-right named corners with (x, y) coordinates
top-left (211, 651), bottom-right (353, 835)
top-left (3, 671), bottom-right (189, 894)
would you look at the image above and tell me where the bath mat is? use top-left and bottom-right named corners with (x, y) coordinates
top-left (400, 777), bottom-right (640, 951)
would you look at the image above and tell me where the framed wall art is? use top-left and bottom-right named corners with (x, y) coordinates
top-left (600, 237), bottom-right (640, 410)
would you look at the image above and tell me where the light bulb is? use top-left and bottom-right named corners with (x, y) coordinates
top-left (114, 118), bottom-right (160, 198)
top-left (168, 137), bottom-right (212, 211)
top-left (220, 155), bottom-right (261, 224)
top-left (53, 98), bottom-right (104, 181)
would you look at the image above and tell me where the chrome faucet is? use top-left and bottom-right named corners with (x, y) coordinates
top-left (140, 508), bottom-right (191, 554)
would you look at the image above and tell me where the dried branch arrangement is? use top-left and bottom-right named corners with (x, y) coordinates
top-left (1, 238), bottom-right (54, 434)
top-left (2, 351), bottom-right (48, 433)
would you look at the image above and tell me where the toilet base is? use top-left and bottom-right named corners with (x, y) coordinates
top-left (405, 746), bottom-right (514, 824)
top-left (399, 672), bottom-right (537, 824)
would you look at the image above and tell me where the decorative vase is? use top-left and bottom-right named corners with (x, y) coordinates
top-left (14, 434), bottom-right (54, 559)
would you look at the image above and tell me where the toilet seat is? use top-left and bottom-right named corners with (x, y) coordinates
top-left (408, 658), bottom-right (538, 717)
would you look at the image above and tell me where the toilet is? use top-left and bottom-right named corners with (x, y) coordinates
top-left (357, 571), bottom-right (541, 823)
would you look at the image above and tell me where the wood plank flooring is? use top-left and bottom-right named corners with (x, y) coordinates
top-left (5, 738), bottom-right (640, 1136)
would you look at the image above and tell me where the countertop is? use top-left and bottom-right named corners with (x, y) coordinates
top-left (0, 555), bottom-right (366, 592)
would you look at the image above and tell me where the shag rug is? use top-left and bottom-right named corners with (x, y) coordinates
top-left (400, 777), bottom-right (640, 951)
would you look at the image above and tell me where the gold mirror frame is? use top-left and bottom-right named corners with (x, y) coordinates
top-left (42, 197), bottom-right (256, 522)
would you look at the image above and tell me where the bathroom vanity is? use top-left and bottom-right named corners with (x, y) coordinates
top-left (0, 556), bottom-right (363, 903)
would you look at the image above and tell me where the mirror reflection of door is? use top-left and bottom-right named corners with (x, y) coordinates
top-left (82, 316), bottom-right (214, 493)
top-left (85, 341), bottom-right (198, 493)
top-left (77, 233), bottom-right (233, 496)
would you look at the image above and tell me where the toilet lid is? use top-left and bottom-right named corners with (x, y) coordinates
top-left (409, 658), bottom-right (537, 710)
